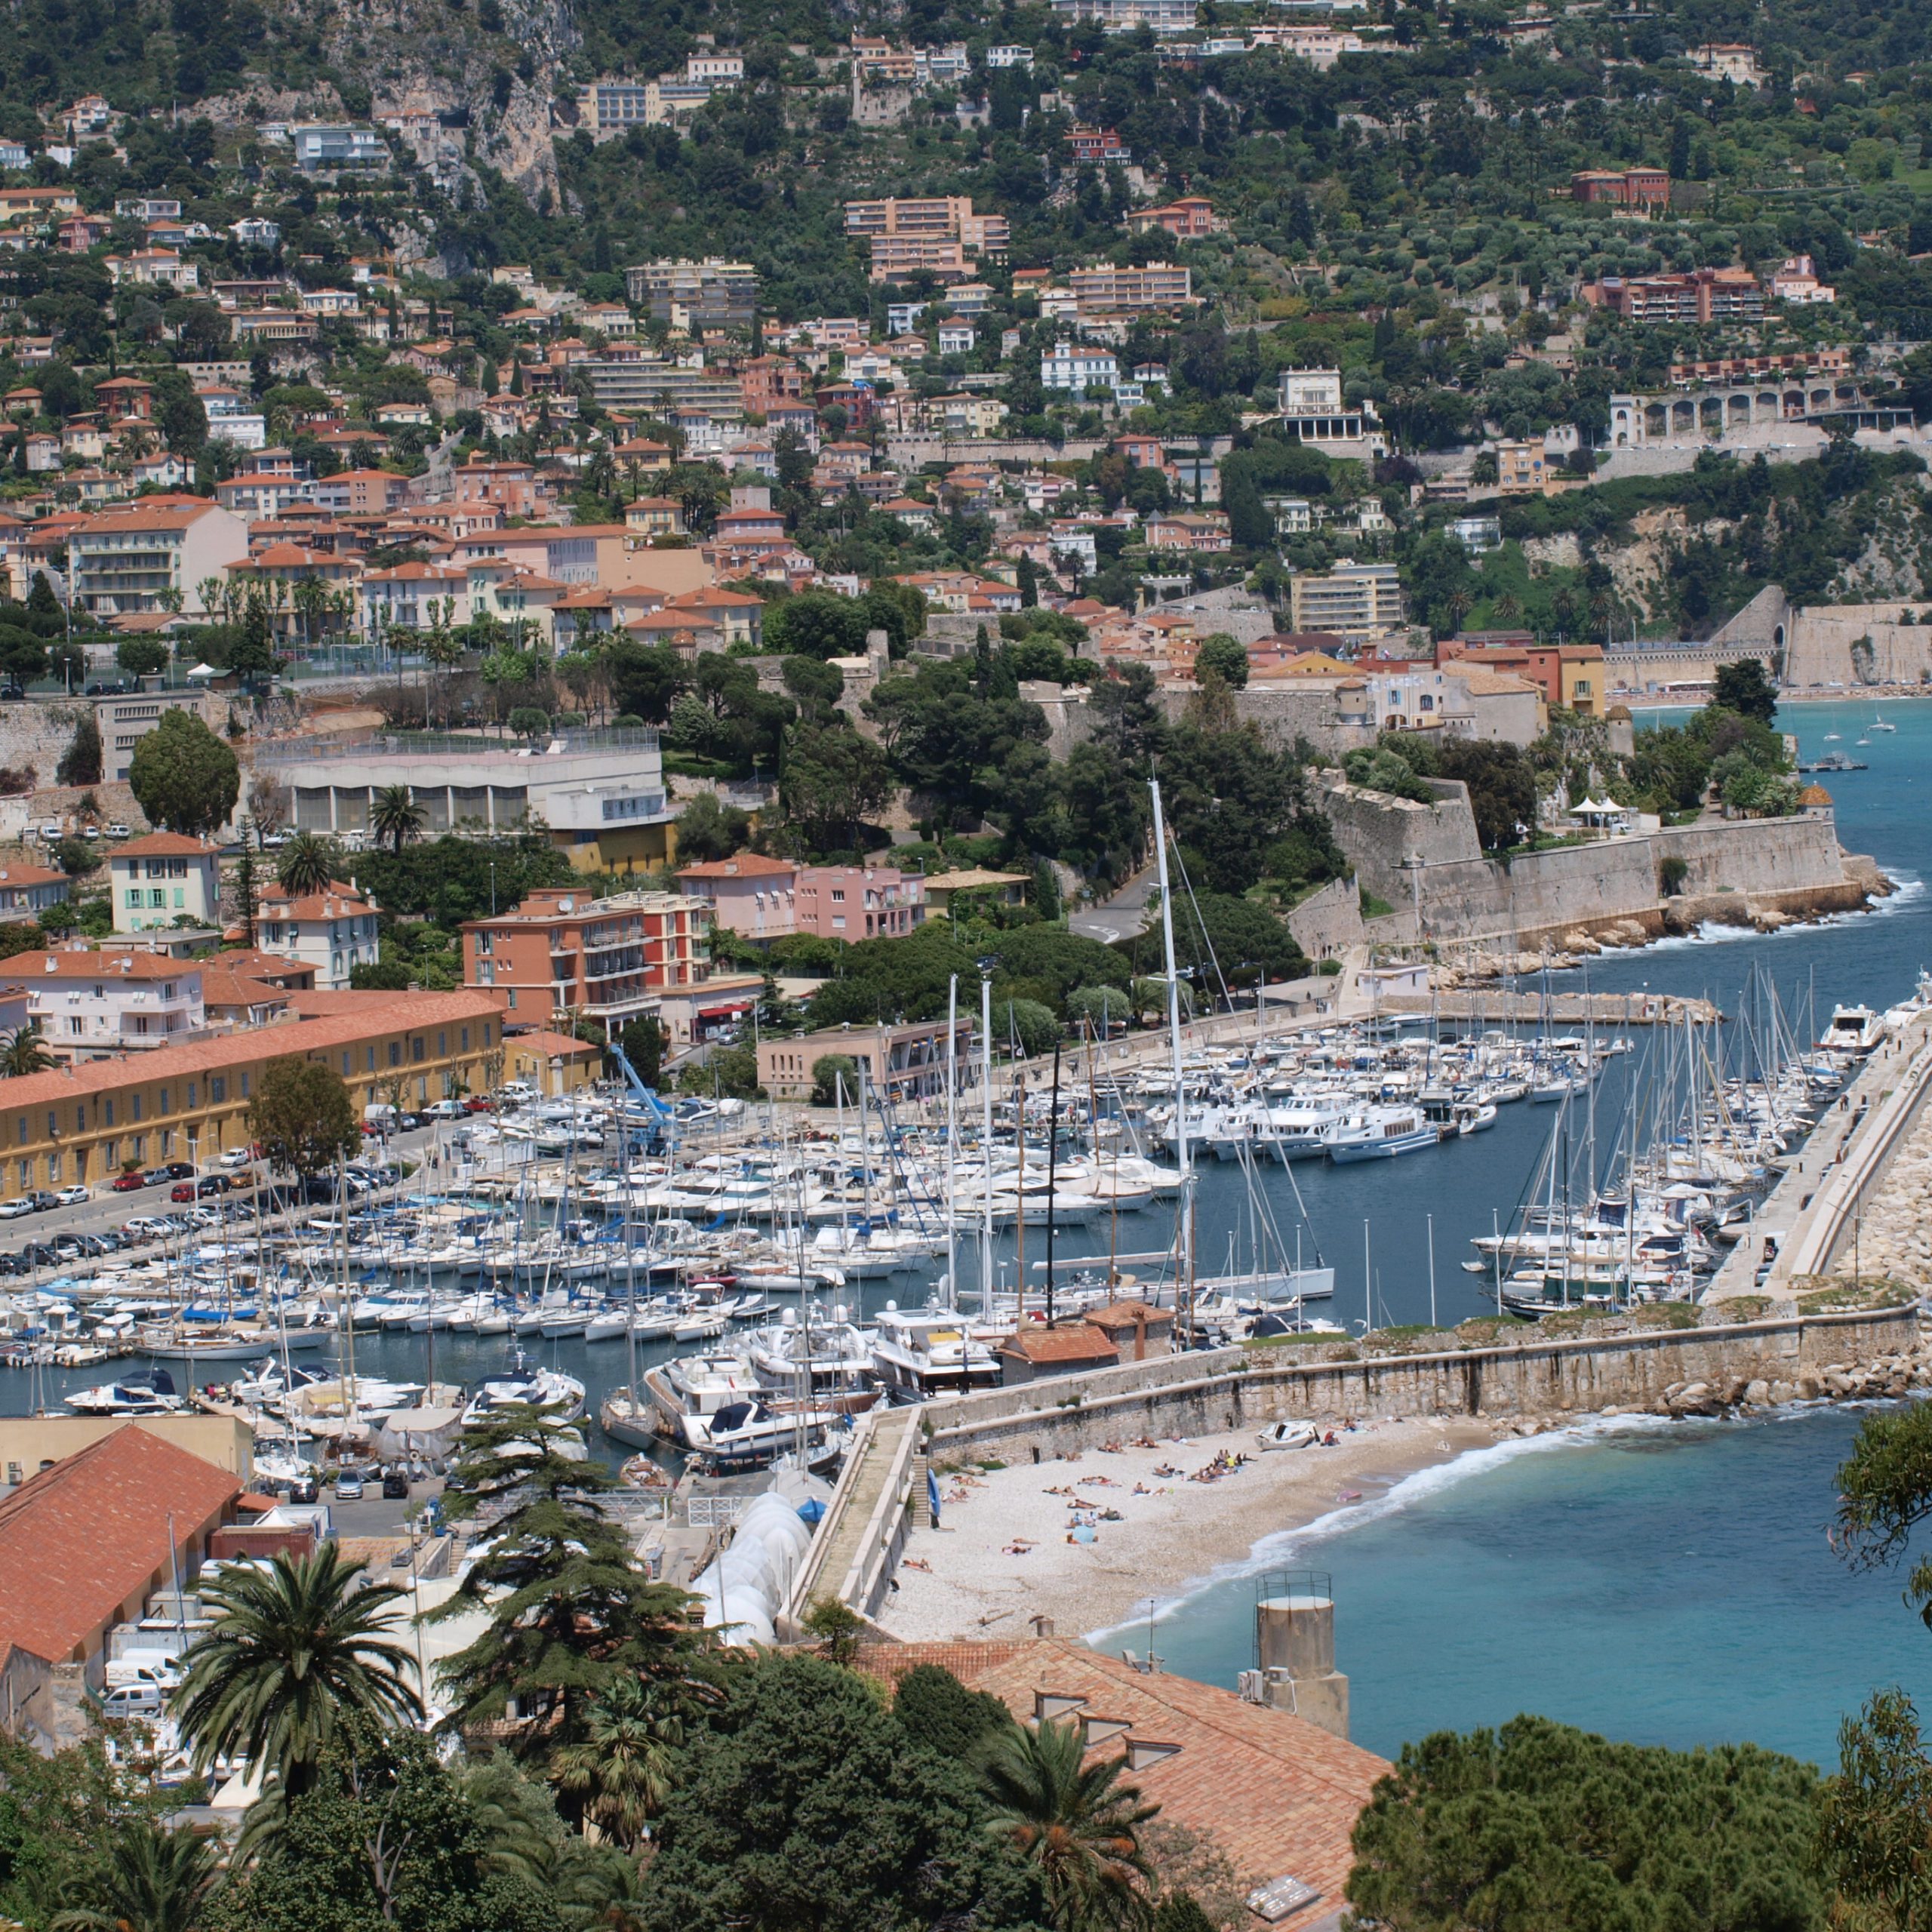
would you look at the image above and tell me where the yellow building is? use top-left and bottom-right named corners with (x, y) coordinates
top-left (0, 991), bottom-right (590, 1194)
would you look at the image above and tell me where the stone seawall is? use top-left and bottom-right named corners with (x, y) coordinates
top-left (1318, 775), bottom-right (1871, 946)
top-left (920, 1304), bottom-right (1921, 1463)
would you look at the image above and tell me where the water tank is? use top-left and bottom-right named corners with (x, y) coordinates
top-left (1257, 1593), bottom-right (1336, 1678)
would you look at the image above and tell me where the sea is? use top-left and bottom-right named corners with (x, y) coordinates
top-left (7, 697), bottom-right (1932, 1764)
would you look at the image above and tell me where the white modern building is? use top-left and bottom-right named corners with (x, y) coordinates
top-left (291, 124), bottom-right (388, 171)
top-left (1276, 368), bottom-right (1386, 457)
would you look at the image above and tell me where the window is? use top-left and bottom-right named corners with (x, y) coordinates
top-left (103, 1140), bottom-right (115, 1168)
top-left (460, 1026), bottom-right (470, 1052)
top-left (437, 1032), bottom-right (446, 1057)
top-left (74, 1104), bottom-right (84, 1132)
top-left (240, 1072), bottom-right (250, 1097)
top-left (104, 1098), bottom-right (114, 1127)
top-left (211, 1076), bottom-right (224, 1103)
top-left (411, 1038), bottom-right (426, 1063)
top-left (186, 1083), bottom-right (196, 1109)
top-left (131, 1094), bottom-right (142, 1121)
top-left (158, 1089), bottom-right (170, 1115)
top-left (388, 1041), bottom-right (401, 1068)
top-left (507, 989), bottom-right (517, 1008)
top-left (341, 1051), bottom-right (351, 1075)
top-left (131, 1135), bottom-right (143, 1163)
top-left (67, 1017), bottom-right (83, 1036)
top-left (160, 1129), bottom-right (173, 1157)
top-left (44, 1111), bottom-right (54, 1137)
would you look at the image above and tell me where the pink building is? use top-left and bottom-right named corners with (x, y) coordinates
top-left (796, 865), bottom-right (923, 940)
top-left (677, 854), bottom-right (925, 943)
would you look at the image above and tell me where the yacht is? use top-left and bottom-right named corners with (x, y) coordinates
top-left (66, 1367), bottom-right (183, 1416)
top-left (1820, 1004), bottom-right (1888, 1055)
top-left (869, 1305), bottom-right (1002, 1400)
top-left (460, 1365), bottom-right (586, 1428)
top-left (678, 1397), bottom-right (844, 1470)
top-left (1324, 1105), bottom-right (1438, 1163)
top-left (741, 1309), bottom-right (881, 1415)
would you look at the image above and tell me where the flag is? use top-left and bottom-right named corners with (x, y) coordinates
top-left (927, 1465), bottom-right (942, 1527)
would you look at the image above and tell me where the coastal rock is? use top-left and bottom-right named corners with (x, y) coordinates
top-left (1744, 1379), bottom-right (1772, 1407)
top-left (1770, 1380), bottom-right (1796, 1404)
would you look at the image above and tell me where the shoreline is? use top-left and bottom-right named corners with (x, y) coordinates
top-left (1620, 688), bottom-right (1932, 709)
top-left (878, 1415), bottom-right (1500, 1644)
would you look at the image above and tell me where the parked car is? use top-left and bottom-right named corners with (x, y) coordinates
top-left (381, 1467), bottom-right (410, 1500)
top-left (35, 820), bottom-right (60, 840)
top-left (27, 1192), bottom-right (57, 1213)
top-left (110, 1171), bottom-right (149, 1192)
top-left (106, 822), bottom-right (131, 838)
top-left (1, 687), bottom-right (31, 705)
top-left (193, 1174), bottom-right (227, 1197)
top-left (54, 1186), bottom-right (88, 1208)
top-left (462, 1096), bottom-right (494, 1114)
top-left (334, 1469), bottom-right (365, 1501)
top-left (424, 1099), bottom-right (466, 1120)
top-left (0, 1199), bottom-right (33, 1220)
top-left (219, 1146), bottom-right (256, 1168)
top-left (168, 1183), bottom-right (196, 1203)
top-left (100, 1683), bottom-right (163, 1720)
top-left (162, 1161), bottom-right (195, 1181)
top-left (140, 1169), bottom-right (171, 1189)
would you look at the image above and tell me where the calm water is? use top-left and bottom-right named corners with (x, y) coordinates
top-left (11, 699), bottom-right (1932, 1761)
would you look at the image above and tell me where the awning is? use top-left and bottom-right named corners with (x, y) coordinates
top-left (698, 1001), bottom-right (753, 1018)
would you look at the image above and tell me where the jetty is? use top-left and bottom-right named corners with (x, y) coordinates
top-left (1381, 991), bottom-right (1723, 1028)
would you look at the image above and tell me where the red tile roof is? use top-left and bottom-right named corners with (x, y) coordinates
top-left (676, 853), bottom-right (797, 880)
top-left (0, 1426), bottom-right (243, 1665)
top-left (115, 833), bottom-right (216, 859)
top-left (862, 1639), bottom-right (1387, 1930)
top-left (9, 949), bottom-right (189, 982)
top-left (998, 1327), bottom-right (1120, 1364)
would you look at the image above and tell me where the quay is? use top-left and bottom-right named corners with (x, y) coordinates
top-left (1381, 990), bottom-right (1723, 1028)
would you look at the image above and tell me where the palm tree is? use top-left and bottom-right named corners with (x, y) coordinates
top-left (369, 784), bottom-right (424, 857)
top-left (547, 1675), bottom-right (685, 1851)
top-left (169, 1544), bottom-right (423, 1801)
top-left (275, 832), bottom-right (340, 900)
top-left (423, 598), bottom-right (462, 731)
top-left (0, 1022), bottom-right (56, 1078)
top-left (980, 1719), bottom-right (1158, 1932)
top-left (51, 1817), bottom-right (220, 1932)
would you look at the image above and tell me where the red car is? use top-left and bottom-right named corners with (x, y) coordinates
top-left (111, 1171), bottom-right (149, 1192)
top-left (462, 1096), bottom-right (494, 1114)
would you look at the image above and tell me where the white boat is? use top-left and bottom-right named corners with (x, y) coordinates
top-left (1256, 1420), bottom-right (1318, 1451)
top-left (66, 1367), bottom-right (182, 1416)
top-left (1872, 712), bottom-right (1897, 733)
top-left (678, 1397), bottom-right (844, 1469)
top-left (1324, 1106), bottom-right (1438, 1163)
top-left (460, 1365), bottom-right (586, 1427)
top-left (1820, 1004), bottom-right (1888, 1054)
top-left (869, 1304), bottom-right (1001, 1399)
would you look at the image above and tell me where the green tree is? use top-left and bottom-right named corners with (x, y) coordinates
top-left (1344, 1715), bottom-right (1824, 1932)
top-left (128, 710), bottom-right (239, 838)
top-left (779, 719), bottom-right (891, 853)
top-left (547, 1674), bottom-right (688, 1854)
top-left (423, 1407), bottom-right (709, 1764)
top-left (809, 1053), bottom-right (860, 1106)
top-left (115, 637), bottom-right (170, 679)
top-left (763, 589), bottom-right (869, 660)
top-left (1713, 657), bottom-right (1778, 724)
top-left (675, 790), bottom-right (751, 864)
top-left (980, 1718), bottom-right (1158, 1932)
top-left (1192, 634), bottom-right (1249, 688)
top-left (215, 1719), bottom-right (556, 1932)
top-left (170, 1545), bottom-right (422, 1803)
top-left (993, 998), bottom-right (1059, 1058)
top-left (248, 1055), bottom-right (361, 1180)
top-left (1067, 985), bottom-right (1132, 1032)
top-left (55, 714), bottom-right (101, 787)
top-left (276, 832), bottom-right (339, 898)
top-left (49, 1817), bottom-right (220, 1932)
top-left (892, 1664), bottom-right (1011, 1761)
top-left (637, 1653), bottom-right (1042, 1932)
top-left (369, 785), bottom-right (425, 857)
top-left (1820, 1690), bottom-right (1932, 1932)
top-left (0, 1021), bottom-right (55, 1077)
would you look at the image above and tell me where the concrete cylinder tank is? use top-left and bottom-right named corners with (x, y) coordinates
top-left (1257, 1593), bottom-right (1336, 1678)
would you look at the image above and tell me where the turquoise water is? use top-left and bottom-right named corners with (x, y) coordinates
top-left (1124, 1405), bottom-right (1932, 1767)
top-left (1118, 699), bottom-right (1932, 1767)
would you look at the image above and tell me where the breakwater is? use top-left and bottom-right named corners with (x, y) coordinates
top-left (915, 1303), bottom-right (1924, 1467)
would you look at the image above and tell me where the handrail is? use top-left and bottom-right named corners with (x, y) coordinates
top-left (840, 1411), bottom-right (922, 1617)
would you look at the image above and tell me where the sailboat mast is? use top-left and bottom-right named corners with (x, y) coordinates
top-left (944, 974), bottom-right (958, 1311)
top-left (980, 974), bottom-right (994, 1318)
top-left (1150, 777), bottom-right (1194, 1336)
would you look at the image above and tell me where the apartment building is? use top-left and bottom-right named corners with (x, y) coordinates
top-left (1051, 0), bottom-right (1198, 32)
top-left (0, 992), bottom-right (520, 1195)
top-left (844, 198), bottom-right (1011, 285)
top-left (16, 949), bottom-right (206, 1058)
top-left (1289, 560), bottom-right (1406, 648)
top-left (1588, 267), bottom-right (1764, 325)
top-left (1069, 262), bottom-right (1195, 315)
top-left (1125, 197), bottom-right (1219, 238)
top-left (1041, 343), bottom-right (1120, 392)
top-left (0, 867), bottom-right (69, 918)
top-left (461, 885), bottom-right (712, 1025)
top-left (794, 865), bottom-right (924, 940)
top-left (95, 696), bottom-right (217, 786)
top-left (1067, 125), bottom-right (1131, 162)
top-left (755, 1017), bottom-right (973, 1102)
top-left (622, 258), bottom-right (758, 328)
top-left (67, 501), bottom-right (248, 618)
top-left (107, 834), bottom-right (223, 932)
top-left (1494, 439), bottom-right (1561, 497)
top-left (254, 878), bottom-right (381, 991)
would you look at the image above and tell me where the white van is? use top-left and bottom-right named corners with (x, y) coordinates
top-left (106, 1651), bottom-right (181, 1691)
top-left (100, 1681), bottom-right (164, 1719)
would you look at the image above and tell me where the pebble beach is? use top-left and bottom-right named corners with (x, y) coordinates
top-left (878, 1415), bottom-right (1499, 1643)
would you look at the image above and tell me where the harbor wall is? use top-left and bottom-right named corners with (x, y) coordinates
top-left (1317, 777), bottom-right (1869, 946)
top-left (918, 1303), bottom-right (1921, 1463)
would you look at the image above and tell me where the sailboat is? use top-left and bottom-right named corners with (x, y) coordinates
top-left (1871, 709), bottom-right (1897, 733)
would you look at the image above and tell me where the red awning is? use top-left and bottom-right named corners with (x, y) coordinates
top-left (697, 1001), bottom-right (754, 1018)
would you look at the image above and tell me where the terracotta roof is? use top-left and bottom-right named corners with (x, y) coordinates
top-left (676, 854), bottom-right (797, 880)
top-left (0, 1426), bottom-right (242, 1666)
top-left (10, 949), bottom-right (189, 982)
top-left (218, 949), bottom-right (315, 988)
top-left (511, 1027), bottom-right (599, 1060)
top-left (257, 878), bottom-right (374, 919)
top-left (0, 989), bottom-right (506, 1110)
top-left (998, 1327), bottom-right (1119, 1364)
top-left (114, 833), bottom-right (216, 859)
top-left (197, 964), bottom-right (289, 1012)
top-left (1082, 1300), bottom-right (1173, 1331)
top-left (0, 864), bottom-right (66, 887)
top-left (859, 1638), bottom-right (1386, 1930)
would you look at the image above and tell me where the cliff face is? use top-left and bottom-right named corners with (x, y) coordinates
top-left (198, 0), bottom-right (576, 211)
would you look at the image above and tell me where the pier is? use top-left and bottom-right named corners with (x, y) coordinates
top-left (1380, 991), bottom-right (1724, 1029)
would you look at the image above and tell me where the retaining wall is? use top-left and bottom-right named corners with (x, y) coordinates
top-left (920, 1303), bottom-right (1921, 1463)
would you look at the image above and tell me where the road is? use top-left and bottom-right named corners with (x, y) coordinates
top-left (1069, 864), bottom-right (1159, 945)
